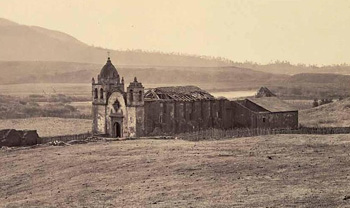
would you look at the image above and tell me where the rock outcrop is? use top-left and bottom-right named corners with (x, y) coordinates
top-left (0, 129), bottom-right (39, 147)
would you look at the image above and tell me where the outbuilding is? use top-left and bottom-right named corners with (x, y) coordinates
top-left (233, 96), bottom-right (298, 129)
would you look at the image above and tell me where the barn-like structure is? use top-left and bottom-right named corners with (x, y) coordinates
top-left (233, 97), bottom-right (298, 129)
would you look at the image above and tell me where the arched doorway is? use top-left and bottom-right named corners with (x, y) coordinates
top-left (114, 122), bottom-right (122, 138)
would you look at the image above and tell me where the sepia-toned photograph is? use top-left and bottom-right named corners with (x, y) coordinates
top-left (1, 0), bottom-right (350, 207)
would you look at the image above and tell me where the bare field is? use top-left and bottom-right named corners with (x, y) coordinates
top-left (1, 135), bottom-right (350, 207)
top-left (0, 117), bottom-right (91, 137)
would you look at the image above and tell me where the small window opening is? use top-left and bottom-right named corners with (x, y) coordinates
top-left (130, 89), bottom-right (133, 102)
top-left (139, 90), bottom-right (143, 101)
top-left (100, 88), bottom-right (104, 99)
top-left (94, 88), bottom-right (98, 99)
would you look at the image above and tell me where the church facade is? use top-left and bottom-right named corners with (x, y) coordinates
top-left (92, 57), bottom-right (298, 138)
top-left (92, 57), bottom-right (145, 137)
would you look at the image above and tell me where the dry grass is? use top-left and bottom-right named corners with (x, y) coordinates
top-left (300, 97), bottom-right (350, 127)
top-left (284, 99), bottom-right (313, 110)
top-left (69, 101), bottom-right (91, 116)
top-left (1, 134), bottom-right (350, 207)
top-left (0, 117), bottom-right (91, 137)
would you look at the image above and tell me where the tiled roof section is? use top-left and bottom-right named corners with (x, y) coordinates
top-left (247, 97), bottom-right (297, 112)
top-left (144, 86), bottom-right (215, 101)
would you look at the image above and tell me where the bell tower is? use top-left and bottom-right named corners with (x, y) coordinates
top-left (127, 77), bottom-right (144, 106)
top-left (126, 77), bottom-right (145, 137)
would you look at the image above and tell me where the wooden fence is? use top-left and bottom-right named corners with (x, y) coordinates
top-left (38, 127), bottom-right (350, 143)
top-left (176, 127), bottom-right (350, 141)
top-left (40, 132), bottom-right (92, 144)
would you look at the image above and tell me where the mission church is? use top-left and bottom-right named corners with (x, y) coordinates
top-left (92, 57), bottom-right (298, 138)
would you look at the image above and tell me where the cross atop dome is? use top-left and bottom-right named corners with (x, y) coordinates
top-left (99, 56), bottom-right (119, 81)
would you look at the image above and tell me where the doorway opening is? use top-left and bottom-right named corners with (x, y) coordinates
top-left (114, 122), bottom-right (122, 138)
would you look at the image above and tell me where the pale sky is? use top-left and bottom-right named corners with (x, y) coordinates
top-left (1, 0), bottom-right (350, 65)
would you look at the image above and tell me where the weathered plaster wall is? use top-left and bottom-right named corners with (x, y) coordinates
top-left (135, 106), bottom-right (145, 137)
top-left (106, 92), bottom-right (127, 137)
top-left (126, 107), bottom-right (136, 137)
top-left (92, 105), bottom-right (106, 134)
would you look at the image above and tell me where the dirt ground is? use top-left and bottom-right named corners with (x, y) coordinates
top-left (1, 134), bottom-right (350, 207)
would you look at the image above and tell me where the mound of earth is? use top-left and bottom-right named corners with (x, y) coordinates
top-left (299, 97), bottom-right (350, 127)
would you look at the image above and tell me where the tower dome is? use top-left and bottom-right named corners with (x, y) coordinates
top-left (99, 57), bottom-right (119, 79)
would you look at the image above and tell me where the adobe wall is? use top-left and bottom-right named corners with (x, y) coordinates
top-left (232, 101), bottom-right (257, 128)
top-left (232, 101), bottom-right (298, 129)
top-left (255, 111), bottom-right (298, 129)
top-left (144, 99), bottom-right (234, 136)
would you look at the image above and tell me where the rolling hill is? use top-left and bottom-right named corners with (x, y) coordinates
top-left (0, 60), bottom-right (288, 91)
top-left (0, 17), bottom-right (290, 90)
top-left (299, 97), bottom-right (350, 127)
top-left (0, 18), bottom-right (232, 67)
top-left (2, 17), bottom-right (349, 95)
top-left (267, 73), bottom-right (350, 99)
top-left (235, 62), bottom-right (350, 75)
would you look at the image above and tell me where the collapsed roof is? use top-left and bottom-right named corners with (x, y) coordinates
top-left (144, 86), bottom-right (215, 101)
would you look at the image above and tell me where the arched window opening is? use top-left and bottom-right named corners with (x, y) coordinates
top-left (130, 89), bottom-right (133, 102)
top-left (100, 88), bottom-right (104, 99)
top-left (113, 100), bottom-right (120, 112)
top-left (139, 90), bottom-right (143, 101)
top-left (94, 88), bottom-right (98, 99)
